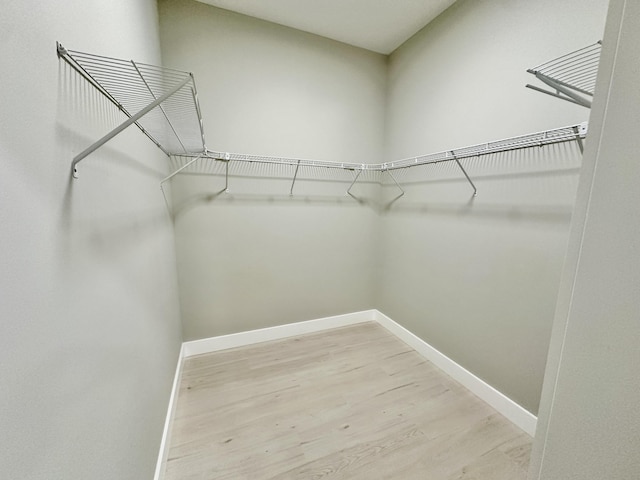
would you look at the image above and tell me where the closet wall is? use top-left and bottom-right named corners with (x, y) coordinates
top-left (530, 1), bottom-right (640, 476)
top-left (159, 0), bottom-right (387, 340)
top-left (380, 0), bottom-right (609, 414)
top-left (0, 1), bottom-right (182, 479)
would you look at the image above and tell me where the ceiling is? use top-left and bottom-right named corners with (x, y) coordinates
top-left (195, 0), bottom-right (458, 55)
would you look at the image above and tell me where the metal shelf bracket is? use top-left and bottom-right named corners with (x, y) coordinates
top-left (71, 76), bottom-right (191, 178)
top-left (526, 42), bottom-right (601, 109)
top-left (56, 43), bottom-right (206, 179)
top-left (450, 151), bottom-right (478, 196)
top-left (290, 160), bottom-right (301, 196)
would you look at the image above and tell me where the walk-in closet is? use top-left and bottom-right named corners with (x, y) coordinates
top-left (2, 0), bottom-right (638, 479)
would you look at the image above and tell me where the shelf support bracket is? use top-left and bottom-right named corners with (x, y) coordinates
top-left (160, 154), bottom-right (203, 216)
top-left (161, 154), bottom-right (204, 185)
top-left (526, 73), bottom-right (592, 109)
top-left (451, 151), bottom-right (477, 196)
top-left (131, 60), bottom-right (188, 155)
top-left (290, 160), bottom-right (301, 196)
top-left (346, 168), bottom-right (364, 200)
top-left (221, 153), bottom-right (230, 193)
top-left (572, 125), bottom-right (585, 154)
top-left (384, 169), bottom-right (405, 205)
top-left (71, 75), bottom-right (192, 178)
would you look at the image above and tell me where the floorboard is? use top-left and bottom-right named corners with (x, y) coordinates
top-left (164, 322), bottom-right (531, 479)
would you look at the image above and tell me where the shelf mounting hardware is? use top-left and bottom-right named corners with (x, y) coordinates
top-left (572, 124), bottom-right (585, 154)
top-left (383, 168), bottom-right (405, 206)
top-left (526, 42), bottom-right (601, 109)
top-left (450, 151), bottom-right (478, 196)
top-left (71, 76), bottom-right (191, 178)
top-left (346, 166), bottom-right (365, 200)
top-left (223, 153), bottom-right (230, 193)
top-left (56, 42), bottom-right (206, 178)
top-left (131, 60), bottom-right (189, 155)
top-left (290, 160), bottom-right (301, 196)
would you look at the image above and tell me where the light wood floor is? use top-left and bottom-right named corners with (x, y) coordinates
top-left (163, 322), bottom-right (531, 479)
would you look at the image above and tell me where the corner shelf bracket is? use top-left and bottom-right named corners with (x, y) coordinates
top-left (450, 151), bottom-right (477, 196)
top-left (70, 76), bottom-right (191, 178)
top-left (56, 42), bottom-right (206, 178)
top-left (526, 42), bottom-right (601, 109)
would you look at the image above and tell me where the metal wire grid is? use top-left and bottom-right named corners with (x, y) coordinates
top-left (166, 123), bottom-right (584, 176)
top-left (168, 154), bottom-right (382, 187)
top-left (204, 151), bottom-right (379, 171)
top-left (387, 124), bottom-right (586, 171)
top-left (61, 46), bottom-right (205, 156)
top-left (57, 44), bottom-right (586, 188)
top-left (528, 42), bottom-right (601, 96)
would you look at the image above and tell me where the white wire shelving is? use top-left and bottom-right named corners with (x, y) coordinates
top-left (57, 42), bottom-right (206, 178)
top-left (526, 42), bottom-right (602, 108)
top-left (163, 123), bottom-right (588, 199)
top-left (58, 43), bottom-right (588, 201)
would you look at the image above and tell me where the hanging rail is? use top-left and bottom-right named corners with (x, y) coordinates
top-left (57, 43), bottom-right (207, 178)
top-left (526, 42), bottom-right (601, 108)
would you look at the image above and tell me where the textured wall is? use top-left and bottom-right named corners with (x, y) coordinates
top-left (0, 1), bottom-right (183, 478)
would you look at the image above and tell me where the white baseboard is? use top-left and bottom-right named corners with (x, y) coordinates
top-left (153, 344), bottom-right (184, 480)
top-left (182, 310), bottom-right (376, 357)
top-left (158, 309), bottom-right (536, 476)
top-left (373, 310), bottom-right (537, 436)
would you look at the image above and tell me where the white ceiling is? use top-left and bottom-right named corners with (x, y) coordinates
top-left (195, 0), bottom-right (458, 55)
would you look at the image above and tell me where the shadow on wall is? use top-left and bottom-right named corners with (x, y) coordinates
top-left (381, 140), bottom-right (582, 224)
top-left (166, 159), bottom-right (384, 218)
top-left (56, 61), bottom-right (168, 180)
top-left (169, 188), bottom-right (380, 219)
top-left (55, 55), bottom-right (173, 262)
top-left (168, 138), bottom-right (583, 224)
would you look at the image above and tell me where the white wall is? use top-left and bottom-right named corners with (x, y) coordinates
top-left (0, 1), bottom-right (182, 478)
top-left (380, 0), bottom-right (609, 414)
top-left (530, 1), bottom-right (640, 477)
top-left (159, 0), bottom-right (387, 340)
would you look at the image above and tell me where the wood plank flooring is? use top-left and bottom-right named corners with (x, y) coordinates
top-left (163, 322), bottom-right (531, 479)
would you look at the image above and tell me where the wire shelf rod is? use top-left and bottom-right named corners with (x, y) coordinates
top-left (71, 74), bottom-right (191, 178)
top-left (528, 42), bottom-right (601, 72)
top-left (58, 43), bottom-right (173, 157)
top-left (167, 123), bottom-right (586, 179)
top-left (59, 42), bottom-right (207, 176)
top-left (539, 51), bottom-right (600, 75)
top-left (132, 60), bottom-right (188, 154)
top-left (67, 50), bottom-right (191, 75)
top-left (527, 42), bottom-right (601, 106)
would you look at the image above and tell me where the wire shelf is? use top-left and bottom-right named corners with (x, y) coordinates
top-left (388, 123), bottom-right (587, 170)
top-left (526, 42), bottom-right (602, 108)
top-left (169, 123), bottom-right (587, 174)
top-left (162, 123), bottom-right (587, 201)
top-left (57, 43), bottom-right (206, 176)
top-left (57, 44), bottom-right (588, 201)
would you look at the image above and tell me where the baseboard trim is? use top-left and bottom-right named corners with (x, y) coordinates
top-left (159, 308), bottom-right (536, 478)
top-left (182, 310), bottom-right (376, 357)
top-left (373, 310), bottom-right (537, 436)
top-left (153, 344), bottom-right (184, 480)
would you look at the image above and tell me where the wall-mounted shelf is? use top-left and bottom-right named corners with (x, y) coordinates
top-left (163, 123), bottom-right (588, 199)
top-left (526, 42), bottom-right (601, 108)
top-left (57, 43), bottom-right (206, 177)
top-left (58, 44), bottom-right (587, 202)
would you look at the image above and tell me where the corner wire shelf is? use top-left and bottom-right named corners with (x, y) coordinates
top-left (57, 44), bottom-right (588, 200)
top-left (162, 122), bottom-right (588, 199)
top-left (526, 41), bottom-right (601, 109)
top-left (57, 42), bottom-right (206, 178)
